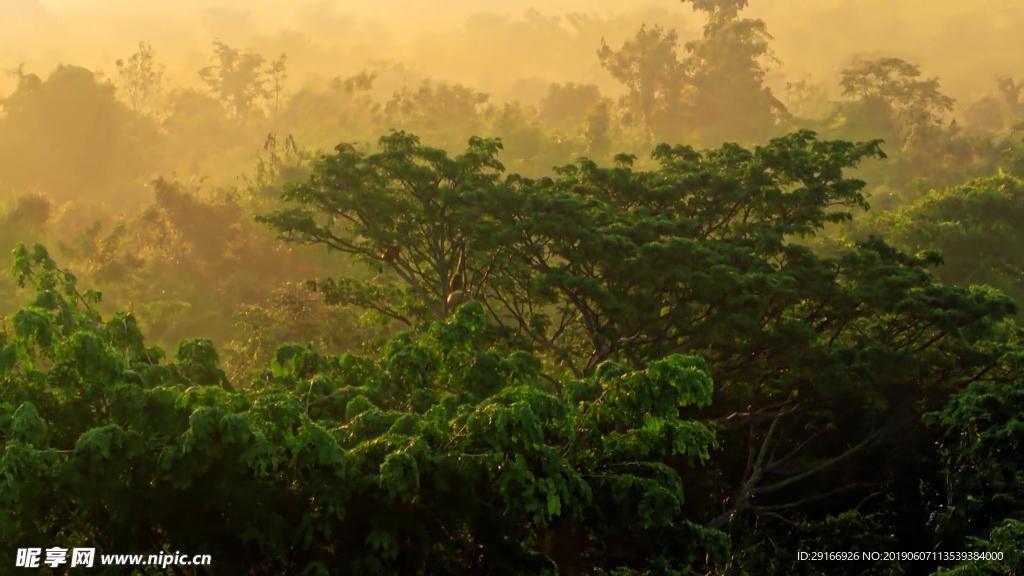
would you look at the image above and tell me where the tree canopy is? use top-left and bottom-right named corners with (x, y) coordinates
top-left (254, 129), bottom-right (1024, 574)
top-left (2, 243), bottom-right (728, 575)
top-left (4, 117), bottom-right (1024, 573)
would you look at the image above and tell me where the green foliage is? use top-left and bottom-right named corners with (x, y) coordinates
top-left (724, 509), bottom-right (904, 576)
top-left (1, 249), bottom-right (726, 574)
top-left (9, 173), bottom-right (336, 356)
top-left (925, 358), bottom-right (1024, 575)
top-left (862, 174), bottom-right (1024, 304)
top-left (925, 343), bottom-right (1024, 529)
top-left (266, 128), bottom-right (1024, 574)
top-left (223, 281), bottom-right (384, 382)
top-left (483, 130), bottom-right (891, 377)
top-left (929, 520), bottom-right (1024, 575)
top-left (258, 131), bottom-right (507, 323)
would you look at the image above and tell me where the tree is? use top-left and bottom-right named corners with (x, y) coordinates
top-left (999, 117), bottom-right (1024, 179)
top-left (115, 41), bottom-right (166, 119)
top-left (38, 175), bottom-right (316, 351)
top-left (381, 81), bottom-right (490, 148)
top-left (678, 0), bottom-right (788, 145)
top-left (477, 136), bottom-right (1017, 568)
top-left (258, 131), bottom-right (507, 326)
top-left (783, 78), bottom-right (832, 120)
top-left (598, 1), bottom-right (787, 146)
top-left (598, 24), bottom-right (688, 142)
top-left (264, 129), bottom-right (1024, 574)
top-left (198, 39), bottom-right (271, 120)
top-left (0, 192), bottom-right (51, 314)
top-left (538, 83), bottom-right (603, 130)
top-left (963, 77), bottom-right (1024, 132)
top-left (583, 99), bottom-right (614, 159)
top-left (264, 54), bottom-right (288, 119)
top-left (1, 244), bottom-right (728, 575)
top-left (855, 174), bottom-right (1024, 305)
top-left (837, 57), bottom-right (955, 145)
top-left (924, 346), bottom-right (1024, 576)
top-left (0, 65), bottom-right (158, 202)
top-left (221, 280), bottom-right (379, 382)
top-left (483, 102), bottom-right (579, 176)
top-left (281, 71), bottom-right (379, 140)
top-left (161, 87), bottom-right (242, 173)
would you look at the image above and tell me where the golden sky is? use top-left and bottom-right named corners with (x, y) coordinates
top-left (4, 0), bottom-right (1023, 106)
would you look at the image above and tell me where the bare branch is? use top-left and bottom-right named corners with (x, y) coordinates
top-left (704, 400), bottom-right (795, 429)
top-left (768, 428), bottom-right (828, 470)
top-left (754, 429), bottom-right (883, 496)
top-left (756, 481), bottom-right (888, 512)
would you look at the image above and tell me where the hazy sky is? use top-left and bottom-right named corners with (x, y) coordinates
top-left (35, 0), bottom-right (655, 17)
top-left (31, 0), bottom-right (665, 31)
top-left (6, 0), bottom-right (1024, 106)
top-left (29, 0), bottom-right (1009, 25)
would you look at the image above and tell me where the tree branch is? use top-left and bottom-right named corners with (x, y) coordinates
top-left (754, 429), bottom-right (883, 496)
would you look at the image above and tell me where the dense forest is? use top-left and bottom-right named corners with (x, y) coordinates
top-left (3, 0), bottom-right (1024, 574)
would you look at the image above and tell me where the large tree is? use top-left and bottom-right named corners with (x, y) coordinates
top-left (679, 0), bottom-right (788, 145)
top-left (598, 25), bottom-right (688, 143)
top-left (597, 0), bottom-right (788, 146)
top-left (257, 131), bottom-right (508, 326)
top-left (198, 40), bottom-right (286, 121)
top-left (834, 57), bottom-right (955, 151)
top-left (262, 130), bottom-right (1023, 574)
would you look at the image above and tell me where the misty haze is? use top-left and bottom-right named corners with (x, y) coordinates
top-left (2, 1), bottom-right (1024, 575)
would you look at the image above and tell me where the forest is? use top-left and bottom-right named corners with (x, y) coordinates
top-left (3, 0), bottom-right (1024, 574)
